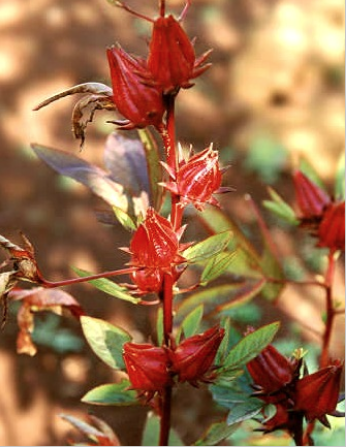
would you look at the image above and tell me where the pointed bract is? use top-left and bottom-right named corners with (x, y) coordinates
top-left (317, 201), bottom-right (345, 252)
top-left (148, 15), bottom-right (211, 94)
top-left (107, 46), bottom-right (165, 129)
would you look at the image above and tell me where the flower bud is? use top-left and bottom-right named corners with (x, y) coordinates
top-left (123, 342), bottom-right (171, 393)
top-left (161, 145), bottom-right (231, 211)
top-left (247, 344), bottom-right (299, 404)
top-left (130, 267), bottom-right (164, 294)
top-left (293, 171), bottom-right (331, 219)
top-left (317, 201), bottom-right (345, 252)
top-left (295, 360), bottom-right (343, 422)
top-left (170, 326), bottom-right (225, 384)
top-left (129, 208), bottom-right (183, 269)
top-left (148, 15), bottom-right (211, 94)
top-left (107, 45), bottom-right (165, 129)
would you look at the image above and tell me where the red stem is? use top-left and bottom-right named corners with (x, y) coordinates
top-left (320, 251), bottom-right (336, 368)
top-left (42, 267), bottom-right (137, 288)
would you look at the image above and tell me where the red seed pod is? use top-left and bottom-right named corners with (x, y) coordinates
top-left (106, 45), bottom-right (165, 129)
top-left (123, 342), bottom-right (171, 392)
top-left (170, 326), bottom-right (225, 384)
top-left (293, 171), bottom-right (331, 219)
top-left (161, 145), bottom-right (230, 211)
top-left (130, 267), bottom-right (164, 294)
top-left (246, 344), bottom-right (301, 405)
top-left (129, 208), bottom-right (184, 269)
top-left (317, 201), bottom-right (345, 252)
top-left (295, 360), bottom-right (343, 422)
top-left (148, 15), bottom-right (211, 94)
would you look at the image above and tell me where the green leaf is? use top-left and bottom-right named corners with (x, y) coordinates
top-left (81, 381), bottom-right (137, 406)
top-left (226, 400), bottom-right (263, 425)
top-left (112, 206), bottom-right (137, 231)
top-left (221, 322), bottom-right (280, 373)
top-left (178, 304), bottom-right (204, 341)
top-left (263, 187), bottom-right (298, 225)
top-left (142, 414), bottom-right (184, 446)
top-left (80, 316), bottom-right (131, 370)
top-left (200, 251), bottom-right (236, 285)
top-left (193, 420), bottom-right (238, 446)
top-left (176, 280), bottom-right (266, 320)
top-left (335, 152), bottom-right (345, 201)
top-left (299, 158), bottom-right (327, 191)
top-left (72, 267), bottom-right (140, 304)
top-left (197, 208), bottom-right (262, 273)
top-left (183, 231), bottom-right (232, 263)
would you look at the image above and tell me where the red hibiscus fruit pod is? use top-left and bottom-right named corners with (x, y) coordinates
top-left (170, 326), bottom-right (225, 384)
top-left (293, 171), bottom-right (331, 219)
top-left (247, 344), bottom-right (298, 402)
top-left (129, 208), bottom-right (184, 269)
top-left (161, 145), bottom-right (231, 211)
top-left (148, 15), bottom-right (211, 94)
top-left (107, 45), bottom-right (165, 129)
top-left (123, 342), bottom-right (171, 393)
top-left (295, 360), bottom-right (343, 423)
top-left (317, 201), bottom-right (345, 252)
top-left (130, 267), bottom-right (164, 294)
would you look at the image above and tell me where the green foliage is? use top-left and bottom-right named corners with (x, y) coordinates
top-left (82, 381), bottom-right (138, 406)
top-left (142, 414), bottom-right (183, 446)
top-left (72, 267), bottom-right (141, 304)
top-left (220, 322), bottom-right (280, 374)
top-left (32, 314), bottom-right (83, 353)
top-left (244, 136), bottom-right (287, 184)
top-left (335, 152), bottom-right (345, 200)
top-left (177, 304), bottom-right (204, 342)
top-left (263, 187), bottom-right (299, 225)
top-left (80, 316), bottom-right (131, 370)
top-left (182, 230), bottom-right (232, 263)
top-left (193, 420), bottom-right (238, 446)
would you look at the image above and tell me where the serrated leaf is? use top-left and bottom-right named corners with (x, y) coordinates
top-left (178, 304), bottom-right (204, 341)
top-left (72, 267), bottom-right (140, 304)
top-left (200, 251), bottom-right (236, 285)
top-left (183, 231), bottom-right (232, 263)
top-left (193, 420), bottom-right (238, 446)
top-left (221, 322), bottom-right (280, 373)
top-left (81, 381), bottom-right (138, 406)
top-left (263, 187), bottom-right (298, 225)
top-left (80, 316), bottom-right (131, 369)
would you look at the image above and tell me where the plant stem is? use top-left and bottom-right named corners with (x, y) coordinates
top-left (320, 251), bottom-right (336, 368)
top-left (160, 94), bottom-right (183, 231)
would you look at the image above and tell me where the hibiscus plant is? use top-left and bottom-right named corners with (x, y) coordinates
top-left (0, 1), bottom-right (344, 446)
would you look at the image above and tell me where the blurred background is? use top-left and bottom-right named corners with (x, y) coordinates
top-left (0, 0), bottom-right (344, 445)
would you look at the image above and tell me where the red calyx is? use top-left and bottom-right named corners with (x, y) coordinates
top-left (106, 45), bottom-right (165, 130)
top-left (170, 325), bottom-right (225, 385)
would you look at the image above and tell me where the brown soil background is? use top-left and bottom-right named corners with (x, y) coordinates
top-left (0, 0), bottom-right (344, 445)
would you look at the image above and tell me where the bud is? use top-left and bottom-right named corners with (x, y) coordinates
top-left (106, 45), bottom-right (165, 129)
top-left (170, 326), bottom-right (225, 384)
top-left (295, 360), bottom-right (343, 423)
top-left (123, 342), bottom-right (171, 393)
top-left (161, 145), bottom-right (231, 211)
top-left (129, 208), bottom-right (184, 269)
top-left (247, 344), bottom-right (300, 404)
top-left (293, 171), bottom-right (331, 219)
top-left (317, 201), bottom-right (345, 252)
top-left (148, 15), bottom-right (211, 94)
top-left (129, 267), bottom-right (164, 294)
